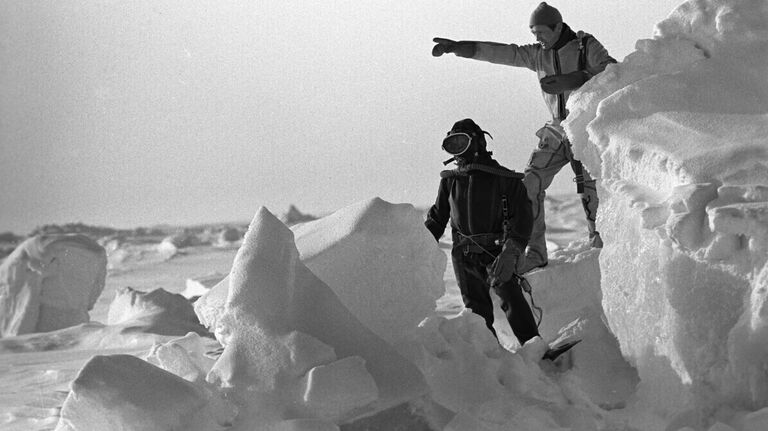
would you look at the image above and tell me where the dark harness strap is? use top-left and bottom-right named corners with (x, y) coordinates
top-left (570, 160), bottom-right (585, 193)
top-left (569, 33), bottom-right (591, 194)
top-left (578, 34), bottom-right (591, 72)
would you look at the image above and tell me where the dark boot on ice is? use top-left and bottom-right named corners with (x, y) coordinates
top-left (581, 180), bottom-right (602, 248)
top-left (589, 231), bottom-right (603, 248)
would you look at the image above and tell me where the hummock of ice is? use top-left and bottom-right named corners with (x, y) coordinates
top-left (564, 0), bottom-right (768, 425)
top-left (195, 206), bottom-right (428, 425)
top-left (413, 270), bottom-right (639, 431)
top-left (107, 286), bottom-right (210, 337)
top-left (0, 234), bottom-right (106, 337)
top-left (55, 354), bottom-right (235, 431)
top-left (196, 197), bottom-right (446, 347)
top-left (504, 247), bottom-right (638, 407)
top-left (293, 197), bottom-right (446, 345)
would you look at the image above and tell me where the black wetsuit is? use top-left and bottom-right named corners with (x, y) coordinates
top-left (425, 155), bottom-right (539, 343)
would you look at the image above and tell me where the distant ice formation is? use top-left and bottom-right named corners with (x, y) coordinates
top-left (0, 234), bottom-right (106, 337)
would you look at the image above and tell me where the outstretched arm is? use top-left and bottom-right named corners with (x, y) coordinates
top-left (432, 37), bottom-right (538, 71)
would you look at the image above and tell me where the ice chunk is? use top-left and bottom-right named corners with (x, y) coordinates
top-left (300, 356), bottom-right (378, 420)
top-left (293, 197), bottom-right (446, 346)
top-left (144, 333), bottom-right (218, 383)
top-left (493, 247), bottom-right (638, 406)
top-left (199, 207), bottom-right (426, 420)
top-left (725, 262), bottom-right (768, 407)
top-left (0, 234), bottom-right (106, 336)
top-left (217, 227), bottom-right (242, 244)
top-left (107, 286), bottom-right (209, 337)
top-left (197, 198), bottom-right (446, 347)
top-left (414, 310), bottom-right (559, 413)
top-left (55, 354), bottom-right (235, 431)
top-left (743, 407), bottom-right (768, 431)
top-left (194, 275), bottom-right (228, 330)
top-left (182, 272), bottom-right (226, 299)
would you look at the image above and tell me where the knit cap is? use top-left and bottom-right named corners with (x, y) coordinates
top-left (529, 2), bottom-right (562, 27)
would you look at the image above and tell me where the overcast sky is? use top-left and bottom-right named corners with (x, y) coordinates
top-left (0, 0), bottom-right (680, 233)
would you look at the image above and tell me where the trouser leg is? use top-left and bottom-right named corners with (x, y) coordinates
top-left (493, 277), bottom-right (539, 344)
top-left (570, 158), bottom-right (603, 247)
top-left (522, 135), bottom-right (569, 271)
top-left (451, 248), bottom-right (496, 336)
top-left (581, 179), bottom-right (599, 235)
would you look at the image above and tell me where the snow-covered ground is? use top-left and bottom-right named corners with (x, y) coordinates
top-left (1, 196), bottom-right (617, 431)
top-left (2, 0), bottom-right (768, 429)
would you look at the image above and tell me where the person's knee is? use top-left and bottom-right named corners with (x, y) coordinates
top-left (582, 179), bottom-right (597, 193)
top-left (523, 172), bottom-right (543, 199)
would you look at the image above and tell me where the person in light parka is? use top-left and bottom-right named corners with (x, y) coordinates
top-left (433, 2), bottom-right (616, 272)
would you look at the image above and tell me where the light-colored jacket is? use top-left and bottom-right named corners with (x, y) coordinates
top-left (472, 29), bottom-right (615, 121)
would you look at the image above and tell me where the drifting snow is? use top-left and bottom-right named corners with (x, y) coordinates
top-left (0, 234), bottom-right (106, 337)
top-left (564, 0), bottom-right (768, 427)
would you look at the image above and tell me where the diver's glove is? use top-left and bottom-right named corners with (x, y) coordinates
top-left (539, 70), bottom-right (590, 94)
top-left (488, 239), bottom-right (524, 287)
top-left (432, 37), bottom-right (477, 58)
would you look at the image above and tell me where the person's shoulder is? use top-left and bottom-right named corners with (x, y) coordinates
top-left (493, 161), bottom-right (525, 181)
top-left (517, 42), bottom-right (543, 53)
top-left (439, 169), bottom-right (462, 179)
top-left (576, 30), bottom-right (608, 45)
top-left (472, 162), bottom-right (525, 179)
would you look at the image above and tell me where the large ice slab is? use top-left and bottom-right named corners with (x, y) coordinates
top-left (563, 0), bottom-right (768, 421)
top-left (414, 310), bottom-right (604, 430)
top-left (501, 247), bottom-right (638, 407)
top-left (196, 198), bottom-right (446, 347)
top-left (0, 234), bottom-right (106, 337)
top-left (294, 197), bottom-right (446, 346)
top-left (55, 354), bottom-right (235, 431)
top-left (196, 207), bottom-right (427, 424)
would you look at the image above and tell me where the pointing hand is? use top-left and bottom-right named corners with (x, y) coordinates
top-left (432, 37), bottom-right (476, 58)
